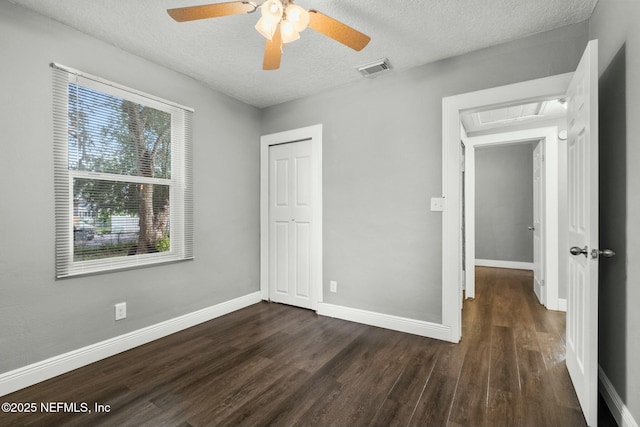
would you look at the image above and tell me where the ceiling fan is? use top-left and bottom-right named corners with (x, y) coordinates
top-left (167, 0), bottom-right (371, 70)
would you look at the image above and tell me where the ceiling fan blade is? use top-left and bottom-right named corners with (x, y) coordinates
top-left (167, 1), bottom-right (255, 22)
top-left (263, 25), bottom-right (282, 70)
top-left (307, 10), bottom-right (371, 51)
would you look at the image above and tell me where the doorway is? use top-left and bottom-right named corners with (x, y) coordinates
top-left (442, 39), bottom-right (600, 427)
top-left (260, 124), bottom-right (323, 310)
top-left (441, 72), bottom-right (572, 342)
top-left (461, 127), bottom-right (563, 310)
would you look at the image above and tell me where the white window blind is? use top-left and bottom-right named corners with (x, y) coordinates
top-left (52, 63), bottom-right (194, 278)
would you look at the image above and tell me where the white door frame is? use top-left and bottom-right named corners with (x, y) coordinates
top-left (260, 124), bottom-right (323, 309)
top-left (442, 73), bottom-right (572, 342)
top-left (461, 127), bottom-right (561, 311)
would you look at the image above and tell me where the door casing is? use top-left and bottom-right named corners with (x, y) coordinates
top-left (260, 124), bottom-right (323, 309)
top-left (442, 73), bottom-right (573, 342)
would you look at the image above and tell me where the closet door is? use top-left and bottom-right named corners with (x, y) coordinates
top-left (269, 140), bottom-right (314, 309)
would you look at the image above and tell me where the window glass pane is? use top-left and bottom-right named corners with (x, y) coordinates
top-left (68, 84), bottom-right (172, 179)
top-left (73, 179), bottom-right (171, 261)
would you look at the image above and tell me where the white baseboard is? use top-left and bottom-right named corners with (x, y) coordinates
top-left (599, 365), bottom-right (639, 427)
top-left (317, 303), bottom-right (454, 343)
top-left (557, 298), bottom-right (567, 312)
top-left (0, 291), bottom-right (262, 397)
top-left (475, 259), bottom-right (534, 270)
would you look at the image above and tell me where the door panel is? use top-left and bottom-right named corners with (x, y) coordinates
top-left (275, 158), bottom-right (289, 206)
top-left (295, 155), bottom-right (311, 206)
top-left (566, 40), bottom-right (598, 427)
top-left (295, 222), bottom-right (311, 298)
top-left (274, 221), bottom-right (289, 294)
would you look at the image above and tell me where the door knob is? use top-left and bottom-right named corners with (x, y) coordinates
top-left (591, 248), bottom-right (616, 259)
top-left (528, 226), bottom-right (535, 231)
top-left (570, 246), bottom-right (588, 257)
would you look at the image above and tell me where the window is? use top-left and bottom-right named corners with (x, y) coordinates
top-left (52, 63), bottom-right (193, 278)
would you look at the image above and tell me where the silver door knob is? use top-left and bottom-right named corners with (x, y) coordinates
top-left (528, 226), bottom-right (535, 231)
top-left (600, 249), bottom-right (616, 257)
top-left (570, 246), bottom-right (588, 257)
top-left (591, 248), bottom-right (616, 259)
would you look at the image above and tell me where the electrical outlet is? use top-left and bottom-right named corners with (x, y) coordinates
top-left (115, 302), bottom-right (127, 321)
top-left (329, 280), bottom-right (337, 293)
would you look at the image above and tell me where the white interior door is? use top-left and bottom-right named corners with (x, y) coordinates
top-left (566, 39), bottom-right (599, 427)
top-left (532, 142), bottom-right (544, 304)
top-left (268, 140), bottom-right (315, 309)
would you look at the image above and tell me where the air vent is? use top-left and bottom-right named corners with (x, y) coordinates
top-left (357, 58), bottom-right (392, 78)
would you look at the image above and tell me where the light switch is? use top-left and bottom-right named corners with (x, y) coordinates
top-left (430, 197), bottom-right (445, 212)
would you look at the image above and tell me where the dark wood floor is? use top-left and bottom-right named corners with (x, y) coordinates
top-left (1, 267), bottom-right (613, 426)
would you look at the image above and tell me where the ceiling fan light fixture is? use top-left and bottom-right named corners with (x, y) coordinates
top-left (280, 19), bottom-right (300, 43)
top-left (166, 0), bottom-right (371, 71)
top-left (285, 4), bottom-right (309, 32)
top-left (255, 16), bottom-right (277, 39)
top-left (261, 0), bottom-right (283, 21)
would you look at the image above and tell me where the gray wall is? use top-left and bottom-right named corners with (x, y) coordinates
top-left (475, 143), bottom-right (534, 263)
top-left (0, 0), bottom-right (597, 389)
top-left (0, 1), bottom-right (261, 374)
top-left (261, 23), bottom-right (588, 323)
top-left (589, 0), bottom-right (640, 421)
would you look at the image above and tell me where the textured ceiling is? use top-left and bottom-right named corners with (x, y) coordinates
top-left (8, 0), bottom-right (597, 108)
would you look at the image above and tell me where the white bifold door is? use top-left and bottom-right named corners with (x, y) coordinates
top-left (268, 140), bottom-right (315, 309)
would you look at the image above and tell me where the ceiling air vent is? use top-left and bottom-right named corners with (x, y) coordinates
top-left (357, 58), bottom-right (392, 78)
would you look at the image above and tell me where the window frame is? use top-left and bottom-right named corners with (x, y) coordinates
top-left (52, 63), bottom-right (194, 278)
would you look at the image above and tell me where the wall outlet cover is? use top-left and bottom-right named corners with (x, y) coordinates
top-left (115, 302), bottom-right (127, 321)
top-left (430, 197), bottom-right (445, 212)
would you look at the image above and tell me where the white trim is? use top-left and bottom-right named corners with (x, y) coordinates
top-left (464, 127), bottom-right (561, 310)
top-left (557, 298), bottom-right (567, 312)
top-left (0, 292), bottom-right (262, 397)
top-left (599, 365), bottom-right (640, 427)
top-left (260, 124), bottom-right (323, 309)
top-left (462, 131), bottom-right (476, 299)
top-left (442, 97), bottom-right (463, 343)
top-left (442, 73), bottom-right (573, 343)
top-left (475, 259), bottom-right (534, 270)
top-left (317, 303), bottom-right (452, 342)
